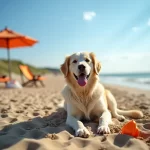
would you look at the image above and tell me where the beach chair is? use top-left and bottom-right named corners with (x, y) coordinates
top-left (19, 65), bottom-right (45, 87)
top-left (0, 75), bottom-right (10, 84)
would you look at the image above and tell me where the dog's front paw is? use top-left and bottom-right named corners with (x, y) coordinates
top-left (76, 128), bottom-right (90, 138)
top-left (97, 125), bottom-right (110, 134)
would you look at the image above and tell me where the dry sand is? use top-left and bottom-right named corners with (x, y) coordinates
top-left (0, 74), bottom-right (150, 150)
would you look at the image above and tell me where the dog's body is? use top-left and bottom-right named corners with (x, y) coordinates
top-left (60, 52), bottom-right (143, 138)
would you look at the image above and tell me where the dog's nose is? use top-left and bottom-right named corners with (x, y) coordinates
top-left (78, 64), bottom-right (85, 71)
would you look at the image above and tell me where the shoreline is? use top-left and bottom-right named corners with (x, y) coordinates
top-left (103, 83), bottom-right (150, 96)
top-left (101, 80), bottom-right (150, 91)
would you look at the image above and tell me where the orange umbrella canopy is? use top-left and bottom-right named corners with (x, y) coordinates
top-left (0, 27), bottom-right (38, 79)
top-left (0, 27), bottom-right (38, 48)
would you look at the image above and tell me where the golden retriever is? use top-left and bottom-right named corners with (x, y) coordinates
top-left (60, 52), bottom-right (143, 138)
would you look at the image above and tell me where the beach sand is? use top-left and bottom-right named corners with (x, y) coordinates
top-left (0, 74), bottom-right (150, 150)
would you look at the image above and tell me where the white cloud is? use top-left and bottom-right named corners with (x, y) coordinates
top-left (147, 18), bottom-right (150, 26)
top-left (83, 11), bottom-right (96, 21)
top-left (132, 26), bottom-right (139, 32)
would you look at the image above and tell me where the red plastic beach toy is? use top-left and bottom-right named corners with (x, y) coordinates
top-left (121, 120), bottom-right (140, 138)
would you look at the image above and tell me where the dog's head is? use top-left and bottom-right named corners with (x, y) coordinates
top-left (60, 52), bottom-right (101, 87)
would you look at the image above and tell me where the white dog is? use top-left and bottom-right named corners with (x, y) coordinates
top-left (60, 52), bottom-right (143, 138)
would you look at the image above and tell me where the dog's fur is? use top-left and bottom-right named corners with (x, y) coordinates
top-left (60, 52), bottom-right (143, 138)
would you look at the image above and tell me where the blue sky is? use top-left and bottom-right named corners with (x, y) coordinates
top-left (0, 0), bottom-right (150, 73)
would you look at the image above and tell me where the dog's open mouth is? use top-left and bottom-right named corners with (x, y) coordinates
top-left (73, 73), bottom-right (90, 86)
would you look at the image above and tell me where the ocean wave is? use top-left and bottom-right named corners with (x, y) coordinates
top-left (125, 78), bottom-right (150, 84)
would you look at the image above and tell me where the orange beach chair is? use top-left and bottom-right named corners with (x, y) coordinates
top-left (19, 65), bottom-right (45, 87)
top-left (0, 76), bottom-right (10, 84)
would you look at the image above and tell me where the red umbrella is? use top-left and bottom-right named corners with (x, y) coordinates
top-left (0, 27), bottom-right (38, 79)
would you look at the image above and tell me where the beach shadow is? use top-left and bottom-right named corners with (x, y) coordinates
top-left (0, 108), bottom-right (99, 149)
top-left (114, 134), bottom-right (132, 147)
top-left (0, 108), bottom-right (68, 149)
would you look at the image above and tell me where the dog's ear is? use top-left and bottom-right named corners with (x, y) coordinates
top-left (60, 56), bottom-right (70, 77)
top-left (90, 52), bottom-right (101, 75)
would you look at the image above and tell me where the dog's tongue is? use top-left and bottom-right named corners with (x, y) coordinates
top-left (78, 75), bottom-right (87, 86)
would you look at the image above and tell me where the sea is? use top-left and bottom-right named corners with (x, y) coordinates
top-left (100, 72), bottom-right (150, 90)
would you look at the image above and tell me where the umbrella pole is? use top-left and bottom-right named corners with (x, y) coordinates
top-left (7, 40), bottom-right (11, 80)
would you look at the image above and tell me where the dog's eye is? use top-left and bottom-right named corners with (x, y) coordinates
top-left (85, 58), bottom-right (90, 62)
top-left (73, 60), bottom-right (77, 63)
